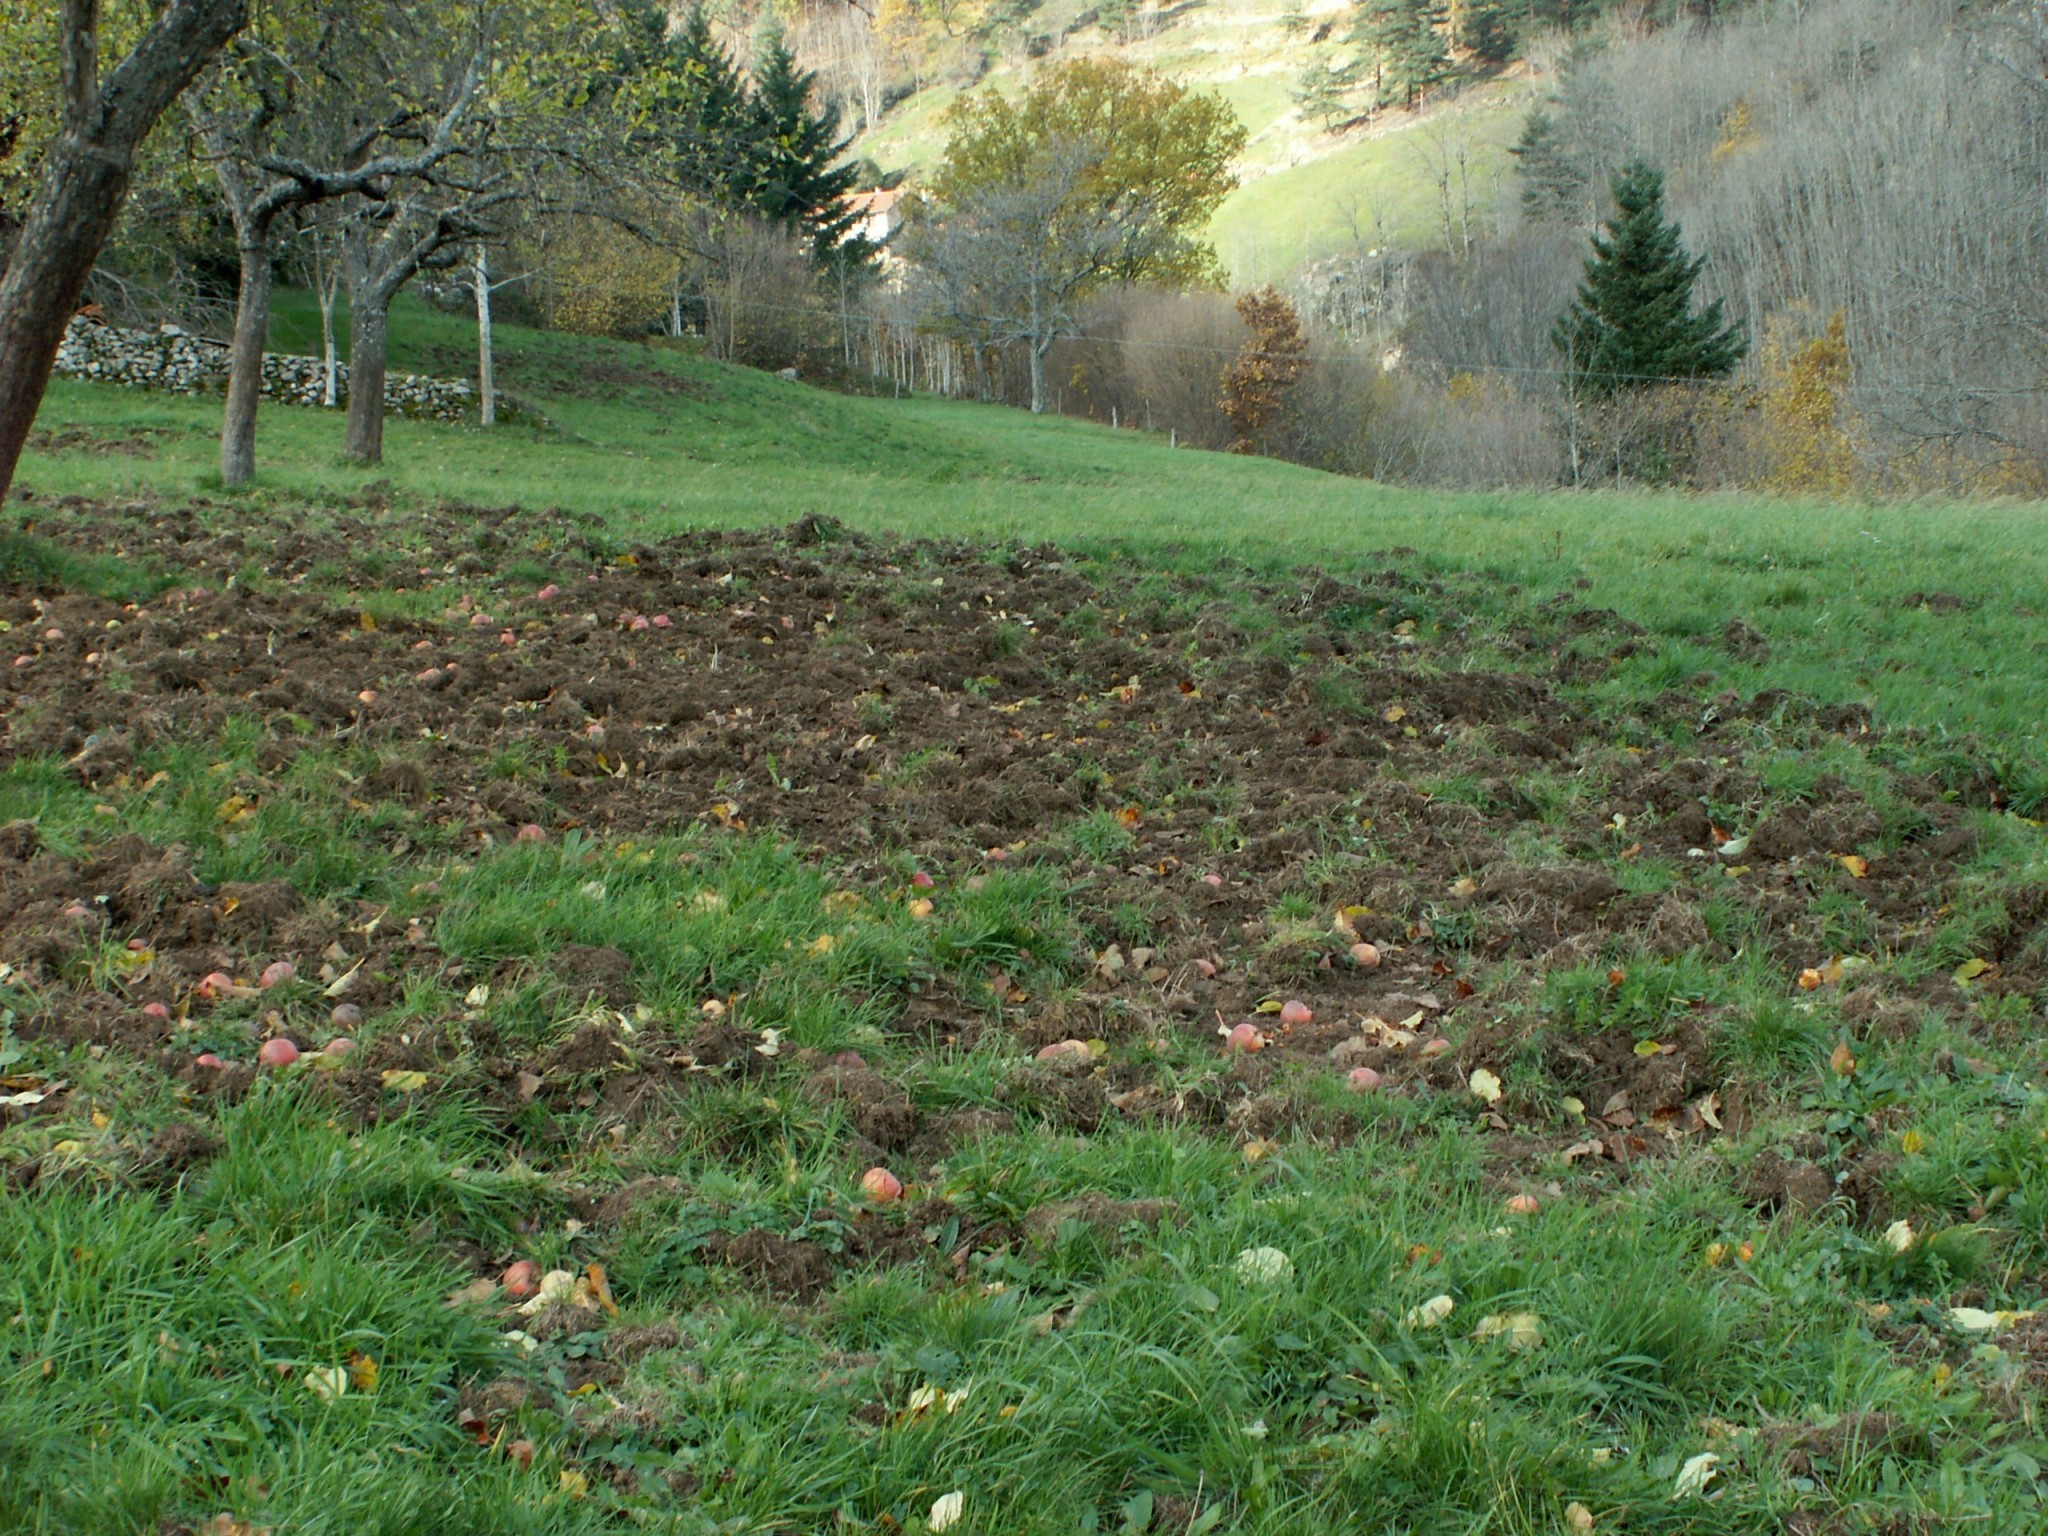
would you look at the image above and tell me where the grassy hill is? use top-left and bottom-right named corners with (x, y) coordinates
top-left (852, 0), bottom-right (1536, 283)
top-left (18, 290), bottom-right (2048, 751)
top-left (6, 302), bottom-right (2048, 1534)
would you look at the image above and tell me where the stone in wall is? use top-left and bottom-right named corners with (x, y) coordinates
top-left (50, 315), bottom-right (537, 426)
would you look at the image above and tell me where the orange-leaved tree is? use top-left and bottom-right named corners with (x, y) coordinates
top-left (1220, 285), bottom-right (1308, 455)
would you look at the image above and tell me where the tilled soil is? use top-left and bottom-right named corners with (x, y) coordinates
top-left (0, 499), bottom-right (2020, 1200)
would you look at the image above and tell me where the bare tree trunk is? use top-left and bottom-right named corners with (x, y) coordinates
top-left (1028, 341), bottom-right (1049, 414)
top-left (318, 258), bottom-right (340, 407)
top-left (219, 233), bottom-right (272, 485)
top-left (343, 294), bottom-right (389, 464)
top-left (474, 242), bottom-right (495, 427)
top-left (0, 0), bottom-right (247, 505)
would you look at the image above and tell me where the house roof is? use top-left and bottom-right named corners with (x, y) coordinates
top-left (842, 187), bottom-right (905, 217)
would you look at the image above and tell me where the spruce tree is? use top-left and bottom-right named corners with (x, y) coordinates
top-left (665, 5), bottom-right (754, 205)
top-left (1459, 0), bottom-right (1516, 66)
top-left (746, 31), bottom-right (862, 261)
top-left (1508, 110), bottom-right (1584, 223)
top-left (1351, 0), bottom-right (1449, 109)
top-left (1553, 160), bottom-right (1746, 396)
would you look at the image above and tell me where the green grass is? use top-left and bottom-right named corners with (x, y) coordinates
top-left (7, 299), bottom-right (2048, 1534)
top-left (18, 290), bottom-right (2048, 753)
top-left (848, 0), bottom-right (1532, 283)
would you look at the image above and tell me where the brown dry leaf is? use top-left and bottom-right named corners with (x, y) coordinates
top-left (200, 1517), bottom-right (273, 1536)
top-left (1115, 804), bottom-right (1143, 828)
top-left (1829, 1040), bottom-right (1857, 1077)
top-left (1561, 1138), bottom-right (1606, 1165)
top-left (516, 1071), bottom-right (544, 1100)
top-left (586, 1263), bottom-right (620, 1317)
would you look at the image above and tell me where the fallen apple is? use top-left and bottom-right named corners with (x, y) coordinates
top-left (507, 1438), bottom-right (535, 1470)
top-left (1504, 1193), bottom-right (1540, 1216)
top-left (911, 871), bottom-right (935, 889)
top-left (1201, 873), bottom-right (1224, 888)
top-left (515, 823), bottom-right (548, 842)
top-left (141, 1002), bottom-right (171, 1020)
top-left (536, 583), bottom-right (562, 601)
top-left (195, 1052), bottom-right (226, 1068)
top-left (1346, 1066), bottom-right (1383, 1092)
top-left (829, 1050), bottom-right (869, 1070)
top-left (650, 614), bottom-right (672, 628)
top-left (1350, 942), bottom-right (1381, 968)
top-left (861, 1166), bottom-right (904, 1202)
top-left (1279, 1000), bottom-right (1313, 1026)
top-left (1193, 957), bottom-right (1219, 979)
top-left (323, 1037), bottom-right (356, 1057)
top-left (502, 1260), bottom-right (539, 1300)
top-left (259, 960), bottom-right (297, 989)
top-left (196, 970), bottom-right (235, 1000)
top-left (1223, 1021), bottom-right (1266, 1053)
top-left (330, 1003), bottom-right (364, 1030)
top-left (257, 1038), bottom-right (300, 1068)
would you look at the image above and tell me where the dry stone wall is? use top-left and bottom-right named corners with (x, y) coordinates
top-left (52, 316), bottom-right (480, 423)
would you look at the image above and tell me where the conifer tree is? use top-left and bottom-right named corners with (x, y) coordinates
top-left (746, 31), bottom-right (861, 261)
top-left (1553, 160), bottom-right (1746, 396)
top-left (1459, 0), bottom-right (1516, 66)
top-left (1508, 109), bottom-right (1584, 222)
top-left (1351, 0), bottom-right (1449, 109)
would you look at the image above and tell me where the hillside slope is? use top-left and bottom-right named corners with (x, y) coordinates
top-left (851, 0), bottom-right (1534, 283)
top-left (13, 289), bottom-right (2048, 750)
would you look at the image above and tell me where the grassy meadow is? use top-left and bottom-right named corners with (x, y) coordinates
top-left (3, 298), bottom-right (2048, 1536)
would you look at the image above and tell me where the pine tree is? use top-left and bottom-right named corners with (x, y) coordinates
top-left (1508, 110), bottom-right (1584, 223)
top-left (1293, 56), bottom-right (1360, 130)
top-left (746, 31), bottom-right (863, 261)
top-left (1351, 0), bottom-right (1449, 110)
top-left (1458, 0), bottom-right (1515, 66)
top-left (665, 5), bottom-right (754, 205)
top-left (1553, 160), bottom-right (1746, 396)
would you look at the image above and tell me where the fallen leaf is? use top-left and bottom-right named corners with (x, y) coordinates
top-left (1561, 1138), bottom-right (1605, 1165)
top-left (1405, 1294), bottom-right (1455, 1329)
top-left (1954, 957), bottom-right (1995, 985)
top-left (1469, 1068), bottom-right (1502, 1104)
top-left (347, 1351), bottom-right (379, 1392)
top-left (1672, 1451), bottom-right (1719, 1499)
top-left (1565, 1502), bottom-right (1595, 1534)
top-left (1472, 1312), bottom-right (1543, 1350)
top-left (1837, 853), bottom-right (1869, 878)
top-left (1829, 1041), bottom-right (1856, 1077)
top-left (380, 1069), bottom-right (429, 1093)
top-left (585, 1263), bottom-right (620, 1317)
top-left (929, 1492), bottom-right (965, 1533)
top-left (303, 1364), bottom-right (349, 1402)
top-left (807, 933), bottom-right (837, 955)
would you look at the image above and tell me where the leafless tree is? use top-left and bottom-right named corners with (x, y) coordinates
top-left (190, 16), bottom-right (493, 484)
top-left (0, 0), bottom-right (247, 506)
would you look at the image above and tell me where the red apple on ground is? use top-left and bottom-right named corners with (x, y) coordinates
top-left (257, 1038), bottom-right (300, 1068)
top-left (861, 1167), bottom-right (905, 1202)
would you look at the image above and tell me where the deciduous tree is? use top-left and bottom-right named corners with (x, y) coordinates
top-left (0, 0), bottom-right (247, 507)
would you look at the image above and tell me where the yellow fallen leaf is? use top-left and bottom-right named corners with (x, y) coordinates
top-left (1954, 958), bottom-right (1995, 984)
top-left (1900, 1129), bottom-right (1927, 1156)
top-left (1405, 1294), bottom-right (1455, 1329)
top-left (1837, 853), bottom-right (1869, 878)
top-left (347, 1352), bottom-right (379, 1392)
top-left (1469, 1068), bottom-right (1502, 1104)
top-left (1472, 1312), bottom-right (1543, 1350)
top-left (559, 1469), bottom-right (588, 1498)
top-left (303, 1365), bottom-right (349, 1401)
top-left (1383, 704), bottom-right (1407, 723)
top-left (1565, 1502), bottom-right (1595, 1534)
top-left (1672, 1451), bottom-right (1719, 1499)
top-left (1633, 1039), bottom-right (1663, 1058)
top-left (380, 1069), bottom-right (429, 1093)
top-left (806, 933), bottom-right (836, 955)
